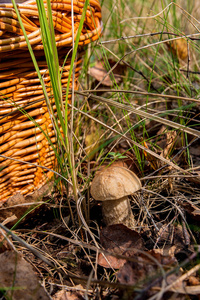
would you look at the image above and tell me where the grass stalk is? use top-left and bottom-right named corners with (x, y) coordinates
top-left (10, 0), bottom-right (90, 224)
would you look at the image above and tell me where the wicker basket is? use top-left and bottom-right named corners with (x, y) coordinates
top-left (0, 0), bottom-right (102, 202)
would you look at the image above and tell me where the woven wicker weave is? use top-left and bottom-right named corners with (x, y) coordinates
top-left (0, 0), bottom-right (102, 202)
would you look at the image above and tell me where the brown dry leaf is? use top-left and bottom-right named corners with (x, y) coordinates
top-left (118, 249), bottom-right (179, 287)
top-left (89, 61), bottom-right (113, 86)
top-left (0, 182), bottom-right (53, 224)
top-left (188, 275), bottom-right (200, 286)
top-left (98, 224), bottom-right (144, 268)
top-left (178, 199), bottom-right (200, 221)
top-left (88, 59), bottom-right (126, 86)
top-left (117, 258), bottom-right (147, 285)
top-left (98, 253), bottom-right (126, 269)
top-left (53, 285), bottom-right (84, 300)
top-left (144, 249), bottom-right (177, 266)
top-left (100, 224), bottom-right (144, 253)
top-left (156, 245), bottom-right (177, 258)
top-left (167, 38), bottom-right (188, 61)
top-left (0, 251), bottom-right (51, 300)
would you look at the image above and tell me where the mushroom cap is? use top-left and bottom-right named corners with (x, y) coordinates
top-left (91, 166), bottom-right (141, 201)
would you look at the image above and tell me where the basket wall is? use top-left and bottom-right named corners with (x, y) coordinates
top-left (0, 0), bottom-right (102, 202)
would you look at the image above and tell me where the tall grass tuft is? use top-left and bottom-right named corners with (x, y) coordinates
top-left (11, 0), bottom-right (90, 223)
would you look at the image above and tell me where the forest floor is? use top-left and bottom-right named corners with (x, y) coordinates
top-left (1, 0), bottom-right (200, 299)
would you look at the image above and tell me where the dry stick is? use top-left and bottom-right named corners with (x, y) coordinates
top-left (140, 189), bottom-right (159, 232)
top-left (153, 215), bottom-right (179, 249)
top-left (187, 39), bottom-right (190, 79)
top-left (141, 174), bottom-right (200, 180)
top-left (85, 270), bottom-right (94, 300)
top-left (149, 263), bottom-right (200, 300)
top-left (180, 69), bottom-right (200, 75)
top-left (82, 89), bottom-right (200, 104)
top-left (98, 32), bottom-right (200, 45)
top-left (152, 285), bottom-right (200, 296)
top-left (77, 196), bottom-right (101, 280)
top-left (66, 0), bottom-right (80, 229)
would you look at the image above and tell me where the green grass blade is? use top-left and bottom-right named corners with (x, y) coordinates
top-left (36, 0), bottom-right (65, 135)
top-left (64, 0), bottom-right (90, 134)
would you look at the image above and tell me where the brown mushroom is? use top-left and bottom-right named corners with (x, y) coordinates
top-left (91, 165), bottom-right (141, 229)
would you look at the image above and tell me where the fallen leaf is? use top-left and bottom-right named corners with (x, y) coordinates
top-left (88, 59), bottom-right (126, 87)
top-left (0, 182), bottom-right (53, 224)
top-left (178, 199), bottom-right (200, 221)
top-left (117, 250), bottom-right (178, 287)
top-left (117, 257), bottom-right (148, 285)
top-left (98, 224), bottom-right (144, 268)
top-left (53, 285), bottom-right (84, 300)
top-left (89, 61), bottom-right (113, 86)
top-left (153, 245), bottom-right (177, 259)
top-left (0, 251), bottom-right (51, 300)
top-left (152, 284), bottom-right (200, 296)
top-left (167, 38), bottom-right (188, 61)
top-left (187, 275), bottom-right (200, 286)
top-left (100, 224), bottom-right (144, 253)
top-left (144, 249), bottom-right (177, 266)
top-left (98, 253), bottom-right (126, 269)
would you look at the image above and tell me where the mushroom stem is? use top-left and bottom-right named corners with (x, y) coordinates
top-left (102, 197), bottom-right (136, 229)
